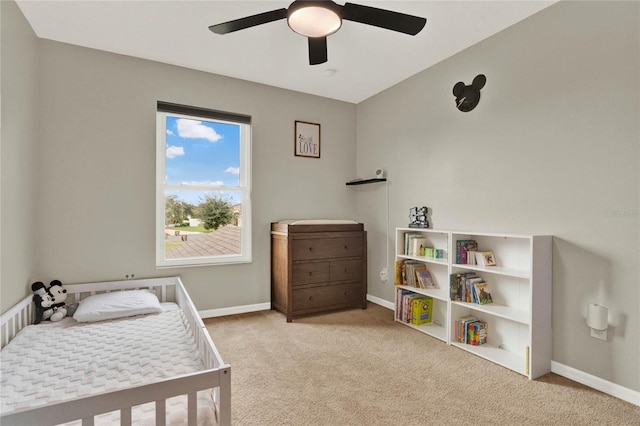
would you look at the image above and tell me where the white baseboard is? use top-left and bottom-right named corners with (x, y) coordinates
top-left (550, 361), bottom-right (639, 406)
top-left (199, 302), bottom-right (270, 319)
top-left (367, 293), bottom-right (394, 310)
top-left (200, 294), bottom-right (394, 319)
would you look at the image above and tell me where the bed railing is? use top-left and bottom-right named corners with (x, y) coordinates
top-left (0, 276), bottom-right (231, 426)
top-left (1, 294), bottom-right (34, 349)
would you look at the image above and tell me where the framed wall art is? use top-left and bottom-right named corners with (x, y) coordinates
top-left (294, 120), bottom-right (320, 158)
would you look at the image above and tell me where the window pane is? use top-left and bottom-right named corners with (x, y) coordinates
top-left (163, 190), bottom-right (243, 260)
top-left (157, 106), bottom-right (251, 267)
top-left (165, 116), bottom-right (240, 187)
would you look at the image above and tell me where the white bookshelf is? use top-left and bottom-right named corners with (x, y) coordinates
top-left (394, 228), bottom-right (552, 379)
top-left (394, 228), bottom-right (450, 342)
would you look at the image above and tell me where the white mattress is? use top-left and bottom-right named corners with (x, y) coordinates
top-left (1, 308), bottom-right (214, 424)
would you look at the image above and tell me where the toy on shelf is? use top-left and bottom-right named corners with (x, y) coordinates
top-left (409, 206), bottom-right (429, 228)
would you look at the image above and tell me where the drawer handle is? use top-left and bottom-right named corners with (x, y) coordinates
top-left (308, 296), bottom-right (313, 300)
top-left (344, 291), bottom-right (350, 296)
top-left (308, 272), bottom-right (313, 276)
top-left (308, 247), bottom-right (313, 251)
top-left (344, 268), bottom-right (350, 273)
top-left (344, 245), bottom-right (349, 250)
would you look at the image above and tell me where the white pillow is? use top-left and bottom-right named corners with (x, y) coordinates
top-left (73, 289), bottom-right (163, 323)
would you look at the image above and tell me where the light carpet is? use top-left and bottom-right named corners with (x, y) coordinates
top-left (204, 303), bottom-right (639, 425)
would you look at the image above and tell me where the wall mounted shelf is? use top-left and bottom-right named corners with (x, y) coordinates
top-left (345, 178), bottom-right (387, 186)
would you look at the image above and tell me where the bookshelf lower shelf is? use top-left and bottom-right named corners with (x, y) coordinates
top-left (396, 318), bottom-right (447, 342)
top-left (452, 301), bottom-right (529, 325)
top-left (451, 341), bottom-right (527, 376)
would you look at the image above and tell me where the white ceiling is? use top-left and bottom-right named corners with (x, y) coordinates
top-left (16, 0), bottom-right (556, 104)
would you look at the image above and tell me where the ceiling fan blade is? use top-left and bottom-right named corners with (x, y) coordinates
top-left (209, 8), bottom-right (287, 34)
top-left (342, 2), bottom-right (426, 35)
top-left (308, 37), bottom-right (328, 65)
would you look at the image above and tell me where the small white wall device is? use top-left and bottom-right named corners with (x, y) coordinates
top-left (375, 168), bottom-right (386, 179)
top-left (587, 303), bottom-right (608, 341)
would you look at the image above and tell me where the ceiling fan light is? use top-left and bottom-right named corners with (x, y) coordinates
top-left (287, 3), bottom-right (342, 38)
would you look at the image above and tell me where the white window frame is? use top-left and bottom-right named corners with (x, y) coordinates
top-left (155, 104), bottom-right (252, 267)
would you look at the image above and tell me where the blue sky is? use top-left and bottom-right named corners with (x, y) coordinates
top-left (165, 116), bottom-right (241, 205)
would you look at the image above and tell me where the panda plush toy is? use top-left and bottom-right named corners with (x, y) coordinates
top-left (31, 280), bottom-right (69, 324)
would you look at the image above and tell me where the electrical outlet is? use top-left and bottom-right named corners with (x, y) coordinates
top-left (379, 267), bottom-right (388, 282)
top-left (590, 328), bottom-right (607, 341)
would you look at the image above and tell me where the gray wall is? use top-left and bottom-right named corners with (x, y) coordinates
top-left (0, 0), bottom-right (40, 312)
top-left (355, 1), bottom-right (639, 392)
top-left (34, 41), bottom-right (356, 310)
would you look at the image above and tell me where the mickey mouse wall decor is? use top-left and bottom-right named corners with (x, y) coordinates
top-left (452, 74), bottom-right (486, 112)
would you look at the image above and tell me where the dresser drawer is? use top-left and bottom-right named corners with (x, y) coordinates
top-left (292, 283), bottom-right (362, 311)
top-left (291, 262), bottom-right (329, 286)
top-left (292, 237), bottom-right (363, 261)
top-left (330, 259), bottom-right (363, 282)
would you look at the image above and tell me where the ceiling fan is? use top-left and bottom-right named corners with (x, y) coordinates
top-left (209, 1), bottom-right (427, 65)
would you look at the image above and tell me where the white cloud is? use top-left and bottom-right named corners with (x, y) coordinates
top-left (166, 145), bottom-right (184, 158)
top-left (166, 129), bottom-right (174, 136)
top-left (225, 167), bottom-right (240, 175)
top-left (177, 118), bottom-right (222, 142)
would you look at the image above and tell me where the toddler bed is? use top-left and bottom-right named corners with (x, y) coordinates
top-left (0, 276), bottom-right (230, 426)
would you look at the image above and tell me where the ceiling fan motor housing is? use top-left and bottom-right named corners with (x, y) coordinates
top-left (287, 1), bottom-right (343, 38)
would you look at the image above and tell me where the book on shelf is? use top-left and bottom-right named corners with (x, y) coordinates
top-left (465, 320), bottom-right (479, 344)
top-left (403, 232), bottom-right (424, 256)
top-left (411, 297), bottom-right (433, 325)
top-left (456, 240), bottom-right (478, 264)
top-left (467, 250), bottom-right (477, 265)
top-left (450, 272), bottom-right (479, 302)
top-left (465, 276), bottom-right (485, 303)
top-left (454, 316), bottom-right (488, 345)
top-left (395, 288), bottom-right (410, 320)
top-left (398, 260), bottom-right (413, 286)
top-left (394, 260), bottom-right (405, 285)
top-left (416, 269), bottom-right (437, 289)
top-left (396, 289), bottom-right (432, 324)
top-left (395, 288), bottom-right (409, 321)
top-left (460, 273), bottom-right (475, 302)
top-left (475, 251), bottom-right (497, 266)
top-left (450, 273), bottom-right (493, 305)
top-left (395, 260), bottom-right (434, 288)
top-left (423, 247), bottom-right (446, 259)
top-left (402, 232), bottom-right (446, 259)
top-left (404, 293), bottom-right (422, 323)
top-left (409, 237), bottom-right (427, 257)
top-left (455, 315), bottom-right (478, 343)
top-left (468, 321), bottom-right (488, 345)
top-left (403, 261), bottom-right (421, 287)
top-left (412, 264), bottom-right (427, 288)
top-left (450, 274), bottom-right (461, 301)
top-left (473, 281), bottom-right (493, 305)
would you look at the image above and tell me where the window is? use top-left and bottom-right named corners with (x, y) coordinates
top-left (156, 102), bottom-right (251, 267)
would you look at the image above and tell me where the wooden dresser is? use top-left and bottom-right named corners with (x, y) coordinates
top-left (271, 222), bottom-right (367, 322)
